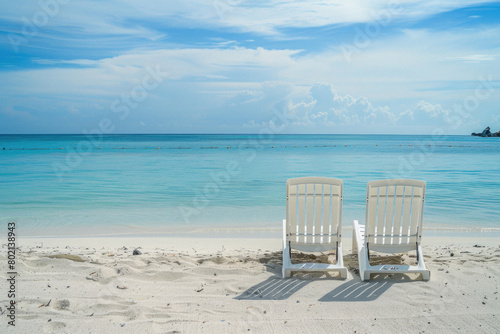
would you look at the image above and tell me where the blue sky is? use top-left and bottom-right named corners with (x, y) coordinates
top-left (1, 1), bottom-right (499, 134)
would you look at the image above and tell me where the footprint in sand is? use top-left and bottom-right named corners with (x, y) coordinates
top-left (86, 266), bottom-right (118, 283)
top-left (43, 321), bottom-right (66, 333)
top-left (53, 299), bottom-right (70, 310)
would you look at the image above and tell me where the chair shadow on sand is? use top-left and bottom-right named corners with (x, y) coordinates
top-left (318, 277), bottom-right (394, 302)
top-left (235, 251), bottom-right (347, 300)
top-left (235, 276), bottom-right (311, 300)
top-left (236, 271), bottom-right (418, 302)
top-left (318, 253), bottom-right (424, 302)
top-left (235, 252), bottom-right (423, 302)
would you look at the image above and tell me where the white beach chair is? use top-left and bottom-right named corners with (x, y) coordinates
top-left (353, 179), bottom-right (430, 281)
top-left (282, 177), bottom-right (347, 279)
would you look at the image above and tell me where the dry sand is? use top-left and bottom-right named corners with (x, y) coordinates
top-left (1, 236), bottom-right (500, 333)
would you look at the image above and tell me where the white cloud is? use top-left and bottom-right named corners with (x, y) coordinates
top-left (1, 47), bottom-right (300, 103)
top-left (242, 83), bottom-right (460, 133)
top-left (2, 16), bottom-right (500, 134)
top-left (149, 0), bottom-right (498, 36)
top-left (288, 83), bottom-right (398, 126)
top-left (415, 101), bottom-right (447, 119)
top-left (445, 54), bottom-right (496, 63)
top-left (1, 0), bottom-right (495, 40)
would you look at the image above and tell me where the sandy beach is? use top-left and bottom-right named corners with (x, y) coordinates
top-left (1, 235), bottom-right (499, 333)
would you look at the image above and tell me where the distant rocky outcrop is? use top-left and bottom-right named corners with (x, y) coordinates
top-left (471, 126), bottom-right (500, 137)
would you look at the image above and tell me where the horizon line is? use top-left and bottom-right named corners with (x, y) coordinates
top-left (0, 133), bottom-right (475, 136)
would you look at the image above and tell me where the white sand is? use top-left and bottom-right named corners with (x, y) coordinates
top-left (2, 236), bottom-right (500, 333)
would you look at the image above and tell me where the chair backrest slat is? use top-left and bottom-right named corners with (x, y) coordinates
top-left (322, 185), bottom-right (333, 243)
top-left (286, 177), bottom-right (343, 248)
top-left (401, 186), bottom-right (413, 241)
top-left (392, 185), bottom-right (405, 244)
top-left (375, 186), bottom-right (386, 244)
top-left (365, 179), bottom-right (426, 247)
top-left (305, 184), bottom-right (315, 244)
top-left (331, 187), bottom-right (341, 241)
top-left (314, 184), bottom-right (324, 243)
top-left (382, 186), bottom-right (396, 245)
top-left (297, 184), bottom-right (307, 244)
top-left (409, 186), bottom-right (424, 240)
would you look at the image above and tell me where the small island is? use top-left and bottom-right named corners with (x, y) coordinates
top-left (471, 126), bottom-right (500, 137)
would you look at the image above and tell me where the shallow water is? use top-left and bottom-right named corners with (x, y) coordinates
top-left (1, 134), bottom-right (499, 236)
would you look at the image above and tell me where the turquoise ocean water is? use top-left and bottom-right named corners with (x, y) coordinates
top-left (1, 134), bottom-right (499, 237)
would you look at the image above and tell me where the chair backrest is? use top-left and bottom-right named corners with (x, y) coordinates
top-left (365, 179), bottom-right (426, 252)
top-left (286, 177), bottom-right (343, 252)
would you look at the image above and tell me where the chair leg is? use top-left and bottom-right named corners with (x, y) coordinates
top-left (358, 244), bottom-right (370, 281)
top-left (282, 219), bottom-right (292, 278)
top-left (336, 243), bottom-right (347, 279)
top-left (416, 244), bottom-right (430, 281)
top-left (339, 268), bottom-right (348, 279)
top-left (282, 243), bottom-right (292, 278)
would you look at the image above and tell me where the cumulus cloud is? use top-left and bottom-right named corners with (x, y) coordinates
top-left (288, 83), bottom-right (404, 126)
top-left (2, 8), bottom-right (499, 135)
top-left (414, 101), bottom-right (448, 120)
top-left (245, 83), bottom-right (457, 133)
